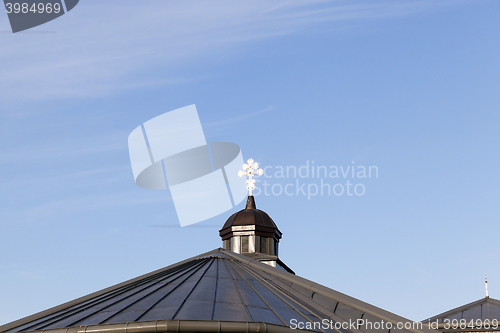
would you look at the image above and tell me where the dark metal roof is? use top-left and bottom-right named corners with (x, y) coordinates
top-left (424, 297), bottom-right (500, 322)
top-left (220, 196), bottom-right (280, 240)
top-left (221, 208), bottom-right (277, 229)
top-left (1, 249), bottom-right (434, 333)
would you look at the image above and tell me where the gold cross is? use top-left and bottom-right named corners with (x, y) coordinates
top-left (238, 158), bottom-right (263, 196)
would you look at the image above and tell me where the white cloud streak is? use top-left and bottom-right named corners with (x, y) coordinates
top-left (203, 105), bottom-right (275, 134)
top-left (0, 0), bottom-right (453, 108)
top-left (1, 190), bottom-right (171, 227)
top-left (0, 130), bottom-right (127, 164)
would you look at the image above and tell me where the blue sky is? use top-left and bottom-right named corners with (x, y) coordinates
top-left (1, 0), bottom-right (499, 325)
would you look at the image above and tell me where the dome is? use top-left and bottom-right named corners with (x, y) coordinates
top-left (219, 196), bottom-right (283, 262)
top-left (219, 196), bottom-right (281, 241)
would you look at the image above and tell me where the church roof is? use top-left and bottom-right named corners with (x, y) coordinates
top-left (424, 297), bottom-right (500, 323)
top-left (1, 249), bottom-right (433, 333)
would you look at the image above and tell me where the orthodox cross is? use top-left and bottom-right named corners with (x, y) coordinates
top-left (238, 158), bottom-right (263, 196)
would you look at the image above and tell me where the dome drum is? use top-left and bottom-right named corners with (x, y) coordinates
top-left (219, 196), bottom-right (283, 264)
top-left (222, 234), bottom-right (279, 256)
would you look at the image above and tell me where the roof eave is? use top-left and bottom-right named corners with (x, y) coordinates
top-left (5, 319), bottom-right (319, 333)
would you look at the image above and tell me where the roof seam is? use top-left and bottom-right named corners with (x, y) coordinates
top-left (222, 259), bottom-right (254, 322)
top-left (134, 258), bottom-right (212, 322)
top-left (228, 258), bottom-right (287, 326)
top-left (232, 260), bottom-right (329, 333)
top-left (11, 260), bottom-right (203, 332)
top-left (96, 259), bottom-right (210, 325)
top-left (210, 258), bottom-right (219, 321)
top-left (172, 258), bottom-right (215, 319)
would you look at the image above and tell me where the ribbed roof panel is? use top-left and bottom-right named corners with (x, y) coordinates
top-left (1, 249), bottom-right (435, 333)
top-left (2, 253), bottom-right (335, 333)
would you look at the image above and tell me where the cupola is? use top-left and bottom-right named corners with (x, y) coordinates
top-left (219, 159), bottom-right (292, 272)
top-left (220, 195), bottom-right (281, 255)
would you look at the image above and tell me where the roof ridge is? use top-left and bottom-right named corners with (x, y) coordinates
top-left (0, 249), bottom-right (224, 333)
top-left (423, 296), bottom-right (500, 322)
top-left (1, 248), bottom-right (434, 333)
top-left (219, 250), bottom-right (434, 333)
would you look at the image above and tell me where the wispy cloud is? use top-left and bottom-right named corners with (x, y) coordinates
top-left (0, 0), bottom-right (453, 109)
top-left (16, 270), bottom-right (48, 280)
top-left (0, 165), bottom-right (130, 189)
top-left (1, 190), bottom-right (171, 226)
top-left (203, 105), bottom-right (274, 133)
top-left (0, 130), bottom-right (127, 164)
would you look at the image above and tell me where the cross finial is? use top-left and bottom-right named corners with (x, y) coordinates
top-left (238, 158), bottom-right (263, 196)
top-left (485, 274), bottom-right (489, 298)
